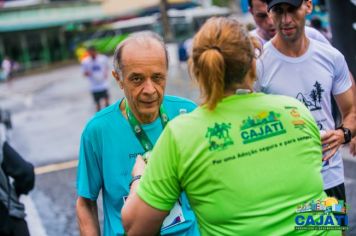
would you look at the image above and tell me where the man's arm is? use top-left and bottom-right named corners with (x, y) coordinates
top-left (335, 88), bottom-right (356, 136)
top-left (76, 197), bottom-right (100, 236)
top-left (348, 73), bottom-right (356, 156)
top-left (322, 85), bottom-right (356, 160)
top-left (81, 61), bottom-right (91, 77)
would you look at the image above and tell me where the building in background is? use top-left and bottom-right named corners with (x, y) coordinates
top-left (0, 0), bottom-right (118, 71)
top-left (0, 0), bottom-right (201, 72)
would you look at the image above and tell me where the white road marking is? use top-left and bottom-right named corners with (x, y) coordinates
top-left (35, 160), bottom-right (78, 175)
top-left (21, 195), bottom-right (47, 236)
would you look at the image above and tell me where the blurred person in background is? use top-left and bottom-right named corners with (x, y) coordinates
top-left (310, 16), bottom-right (332, 42)
top-left (81, 46), bottom-right (110, 112)
top-left (76, 32), bottom-right (199, 236)
top-left (1, 56), bottom-right (12, 82)
top-left (0, 110), bottom-right (35, 236)
top-left (248, 0), bottom-right (329, 46)
top-left (121, 17), bottom-right (337, 235)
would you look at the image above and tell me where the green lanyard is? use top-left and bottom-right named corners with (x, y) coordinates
top-left (125, 99), bottom-right (169, 152)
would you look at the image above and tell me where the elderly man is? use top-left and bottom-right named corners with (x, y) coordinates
top-left (76, 32), bottom-right (199, 236)
top-left (256, 0), bottom-right (356, 207)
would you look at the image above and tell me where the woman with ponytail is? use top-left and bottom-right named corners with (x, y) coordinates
top-left (122, 17), bottom-right (336, 236)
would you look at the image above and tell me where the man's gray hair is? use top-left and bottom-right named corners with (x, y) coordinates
top-left (113, 31), bottom-right (169, 79)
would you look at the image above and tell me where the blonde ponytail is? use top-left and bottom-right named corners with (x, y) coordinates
top-left (195, 48), bottom-right (225, 110)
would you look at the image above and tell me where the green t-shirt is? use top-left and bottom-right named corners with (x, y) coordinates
top-left (137, 93), bottom-right (340, 235)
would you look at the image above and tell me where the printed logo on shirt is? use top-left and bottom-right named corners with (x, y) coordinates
top-left (206, 122), bottom-right (234, 151)
top-left (284, 106), bottom-right (306, 130)
top-left (296, 81), bottom-right (325, 111)
top-left (92, 64), bottom-right (102, 71)
top-left (294, 197), bottom-right (349, 231)
top-left (240, 111), bottom-right (286, 144)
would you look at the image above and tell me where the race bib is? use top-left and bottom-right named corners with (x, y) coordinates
top-left (122, 197), bottom-right (186, 231)
top-left (161, 200), bottom-right (186, 231)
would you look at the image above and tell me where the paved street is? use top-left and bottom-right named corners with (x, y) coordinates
top-left (0, 46), bottom-right (355, 235)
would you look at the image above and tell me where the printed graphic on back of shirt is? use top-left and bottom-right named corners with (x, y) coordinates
top-left (205, 122), bottom-right (234, 151)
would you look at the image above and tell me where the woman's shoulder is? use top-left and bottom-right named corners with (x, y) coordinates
top-left (258, 93), bottom-right (304, 106)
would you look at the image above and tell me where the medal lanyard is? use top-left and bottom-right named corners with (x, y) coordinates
top-left (125, 99), bottom-right (169, 152)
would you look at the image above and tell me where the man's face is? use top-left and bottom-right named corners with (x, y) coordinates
top-left (270, 1), bottom-right (312, 42)
top-left (116, 40), bottom-right (167, 123)
top-left (249, 0), bottom-right (276, 40)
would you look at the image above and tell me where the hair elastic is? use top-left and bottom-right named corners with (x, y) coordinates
top-left (209, 46), bottom-right (221, 53)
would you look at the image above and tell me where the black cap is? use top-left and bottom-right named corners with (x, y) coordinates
top-left (266, 0), bottom-right (303, 11)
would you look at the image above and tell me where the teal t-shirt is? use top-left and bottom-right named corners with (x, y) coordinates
top-left (138, 93), bottom-right (340, 236)
top-left (77, 95), bottom-right (199, 236)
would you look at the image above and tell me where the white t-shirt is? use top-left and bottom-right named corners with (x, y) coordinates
top-left (250, 26), bottom-right (330, 46)
top-left (255, 38), bottom-right (351, 190)
top-left (82, 54), bottom-right (109, 92)
top-left (304, 26), bottom-right (330, 45)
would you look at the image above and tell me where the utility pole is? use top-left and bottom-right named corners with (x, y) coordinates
top-left (159, 0), bottom-right (173, 42)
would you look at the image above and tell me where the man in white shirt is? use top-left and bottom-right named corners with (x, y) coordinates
top-left (82, 46), bottom-right (110, 112)
top-left (256, 0), bottom-right (356, 206)
top-left (1, 57), bottom-right (12, 81)
top-left (249, 0), bottom-right (356, 157)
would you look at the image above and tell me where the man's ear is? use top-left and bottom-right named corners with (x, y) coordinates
top-left (112, 70), bottom-right (123, 89)
top-left (305, 0), bottom-right (313, 15)
top-left (112, 70), bottom-right (120, 81)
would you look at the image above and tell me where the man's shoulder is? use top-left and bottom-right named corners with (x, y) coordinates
top-left (262, 40), bottom-right (274, 50)
top-left (83, 102), bottom-right (119, 132)
top-left (305, 26), bottom-right (330, 45)
top-left (312, 38), bottom-right (339, 53)
top-left (97, 54), bottom-right (109, 61)
top-left (250, 28), bottom-right (267, 46)
top-left (81, 57), bottom-right (91, 66)
top-left (256, 42), bottom-right (277, 69)
top-left (260, 41), bottom-right (275, 58)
